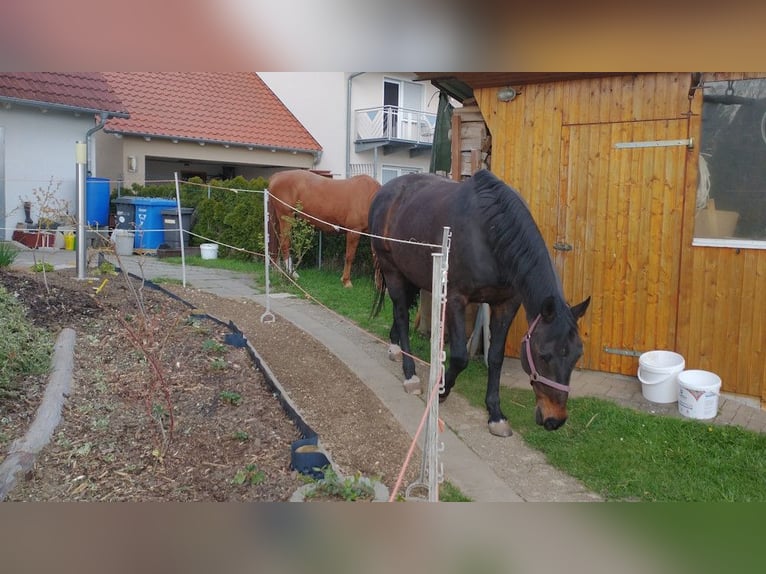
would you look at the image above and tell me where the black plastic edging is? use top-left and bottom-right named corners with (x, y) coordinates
top-left (128, 272), bottom-right (318, 440)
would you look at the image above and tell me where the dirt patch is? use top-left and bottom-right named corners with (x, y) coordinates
top-left (0, 267), bottom-right (419, 501)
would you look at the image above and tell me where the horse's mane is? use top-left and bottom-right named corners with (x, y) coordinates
top-left (471, 170), bottom-right (575, 329)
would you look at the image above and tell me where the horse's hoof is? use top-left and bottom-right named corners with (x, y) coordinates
top-left (488, 420), bottom-right (513, 437)
top-left (342, 280), bottom-right (353, 289)
top-left (388, 344), bottom-right (402, 361)
top-left (403, 376), bottom-right (421, 395)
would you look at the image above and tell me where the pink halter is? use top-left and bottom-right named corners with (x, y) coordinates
top-left (522, 315), bottom-right (571, 394)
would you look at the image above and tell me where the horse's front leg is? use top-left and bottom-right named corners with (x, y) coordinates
top-left (340, 233), bottom-right (361, 288)
top-left (485, 301), bottom-right (519, 437)
top-left (440, 299), bottom-right (469, 402)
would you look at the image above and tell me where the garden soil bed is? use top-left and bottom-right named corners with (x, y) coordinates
top-left (0, 268), bottom-right (419, 501)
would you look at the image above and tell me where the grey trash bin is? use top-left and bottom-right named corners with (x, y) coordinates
top-left (161, 207), bottom-right (195, 248)
top-left (112, 196), bottom-right (138, 230)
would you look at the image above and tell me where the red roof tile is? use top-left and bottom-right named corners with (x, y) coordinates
top-left (101, 72), bottom-right (321, 152)
top-left (0, 72), bottom-right (127, 114)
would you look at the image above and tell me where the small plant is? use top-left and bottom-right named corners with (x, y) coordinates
top-left (210, 357), bottom-right (228, 370)
top-left (304, 466), bottom-right (376, 502)
top-left (0, 242), bottom-right (18, 268)
top-left (30, 261), bottom-right (54, 273)
top-left (232, 463), bottom-right (265, 486)
top-left (231, 430), bottom-right (250, 442)
top-left (152, 403), bottom-right (169, 420)
top-left (98, 260), bottom-right (116, 275)
top-left (219, 390), bottom-right (242, 406)
top-left (202, 339), bottom-right (226, 354)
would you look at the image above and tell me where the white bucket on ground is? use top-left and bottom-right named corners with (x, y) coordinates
top-left (637, 350), bottom-right (685, 404)
top-left (200, 243), bottom-right (218, 260)
top-left (112, 230), bottom-right (134, 256)
top-left (678, 370), bottom-right (721, 420)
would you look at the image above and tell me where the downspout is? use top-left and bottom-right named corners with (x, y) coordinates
top-left (76, 112), bottom-right (110, 279)
top-left (86, 112), bottom-right (110, 175)
top-left (346, 72), bottom-right (364, 179)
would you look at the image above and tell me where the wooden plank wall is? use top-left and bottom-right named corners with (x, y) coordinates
top-left (472, 73), bottom-right (766, 403)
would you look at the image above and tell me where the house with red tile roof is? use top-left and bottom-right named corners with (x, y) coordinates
top-left (0, 72), bottom-right (128, 240)
top-left (0, 72), bottom-right (439, 241)
top-left (95, 72), bottom-right (322, 187)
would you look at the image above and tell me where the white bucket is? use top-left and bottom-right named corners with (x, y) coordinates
top-left (112, 230), bottom-right (134, 256)
top-left (637, 350), bottom-right (685, 404)
top-left (200, 243), bottom-right (218, 260)
top-left (678, 370), bottom-right (721, 420)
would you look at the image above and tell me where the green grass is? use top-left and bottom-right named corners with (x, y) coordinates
top-left (0, 241), bottom-right (19, 268)
top-left (439, 480), bottom-right (472, 502)
top-left (0, 284), bottom-right (53, 395)
top-left (464, 387), bottom-right (766, 501)
top-left (159, 257), bottom-right (766, 502)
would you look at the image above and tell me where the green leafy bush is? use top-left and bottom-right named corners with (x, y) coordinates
top-left (120, 175), bottom-right (373, 274)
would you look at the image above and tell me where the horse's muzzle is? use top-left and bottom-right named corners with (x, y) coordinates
top-left (535, 406), bottom-right (567, 431)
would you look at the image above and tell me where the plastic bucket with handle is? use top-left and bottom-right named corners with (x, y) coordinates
top-left (637, 350), bottom-right (685, 403)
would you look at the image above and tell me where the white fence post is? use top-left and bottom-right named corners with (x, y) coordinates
top-left (410, 226), bottom-right (450, 502)
top-left (261, 188), bottom-right (275, 323)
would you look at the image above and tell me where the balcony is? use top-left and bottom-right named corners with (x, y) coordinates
top-left (354, 106), bottom-right (436, 156)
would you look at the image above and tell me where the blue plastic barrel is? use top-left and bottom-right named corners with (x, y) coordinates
top-left (133, 197), bottom-right (178, 249)
top-left (85, 177), bottom-right (111, 226)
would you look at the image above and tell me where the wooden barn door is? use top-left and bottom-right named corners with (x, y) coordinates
top-left (557, 119), bottom-right (689, 375)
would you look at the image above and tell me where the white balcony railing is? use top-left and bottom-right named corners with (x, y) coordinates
top-left (355, 106), bottom-right (436, 145)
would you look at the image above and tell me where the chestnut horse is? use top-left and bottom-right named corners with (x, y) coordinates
top-left (267, 170), bottom-right (381, 287)
top-left (369, 170), bottom-right (590, 437)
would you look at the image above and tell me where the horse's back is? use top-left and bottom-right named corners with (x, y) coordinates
top-left (269, 170), bottom-right (380, 230)
top-left (369, 172), bottom-right (464, 241)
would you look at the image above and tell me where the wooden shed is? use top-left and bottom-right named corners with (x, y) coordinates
top-left (419, 72), bottom-right (766, 407)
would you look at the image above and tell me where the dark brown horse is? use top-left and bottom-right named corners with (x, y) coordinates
top-left (268, 170), bottom-right (380, 287)
top-left (369, 169), bottom-right (590, 437)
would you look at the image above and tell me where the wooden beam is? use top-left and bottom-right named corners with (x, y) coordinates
top-left (451, 113), bottom-right (461, 181)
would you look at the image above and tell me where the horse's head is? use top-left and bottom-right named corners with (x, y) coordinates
top-left (521, 295), bottom-right (590, 431)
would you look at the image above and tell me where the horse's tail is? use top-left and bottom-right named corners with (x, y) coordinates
top-left (371, 251), bottom-right (387, 318)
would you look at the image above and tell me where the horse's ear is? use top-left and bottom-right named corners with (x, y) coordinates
top-left (540, 295), bottom-right (557, 323)
top-left (570, 296), bottom-right (591, 320)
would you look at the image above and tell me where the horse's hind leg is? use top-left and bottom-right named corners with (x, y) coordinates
top-left (387, 280), bottom-right (421, 394)
top-left (387, 322), bottom-right (402, 361)
top-left (340, 233), bottom-right (360, 288)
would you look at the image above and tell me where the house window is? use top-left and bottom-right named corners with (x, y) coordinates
top-left (382, 166), bottom-right (420, 185)
top-left (695, 78), bottom-right (766, 248)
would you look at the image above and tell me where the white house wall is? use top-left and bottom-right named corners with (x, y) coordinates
top-left (259, 72), bottom-right (347, 178)
top-left (0, 106), bottom-right (96, 240)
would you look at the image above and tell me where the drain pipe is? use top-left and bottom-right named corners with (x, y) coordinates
top-left (346, 72), bottom-right (364, 179)
top-left (76, 112), bottom-right (109, 279)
